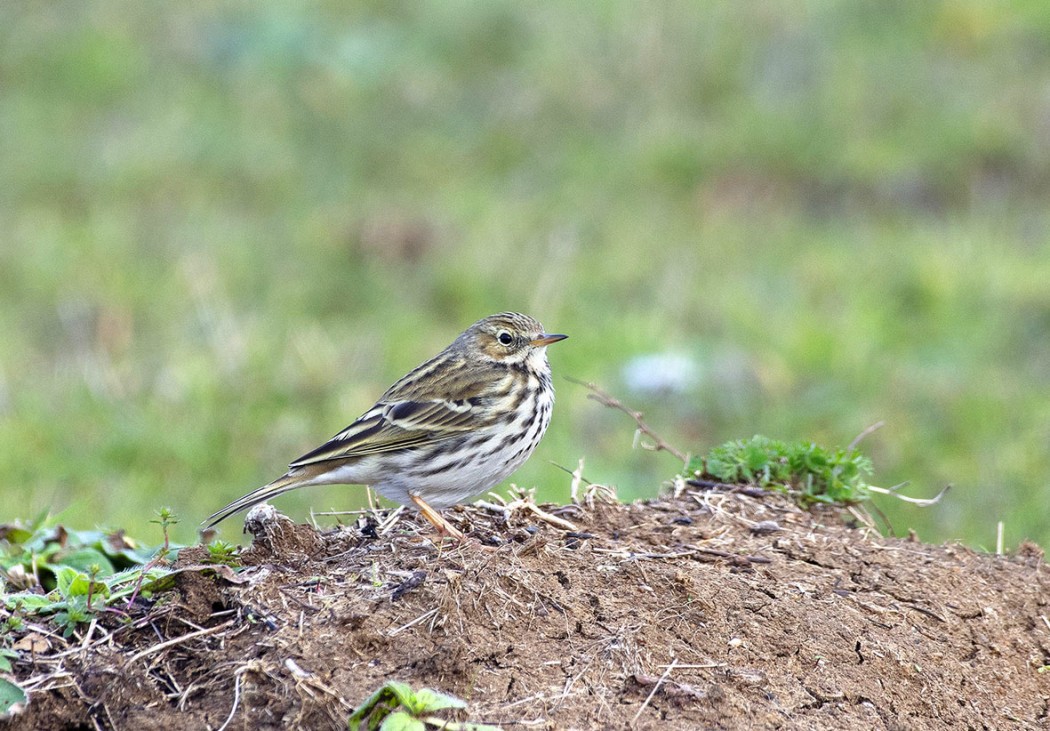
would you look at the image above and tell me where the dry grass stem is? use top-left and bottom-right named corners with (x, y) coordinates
top-left (566, 376), bottom-right (688, 463)
top-left (127, 620), bottom-right (236, 664)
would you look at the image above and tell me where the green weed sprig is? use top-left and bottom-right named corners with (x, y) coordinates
top-left (691, 435), bottom-right (874, 506)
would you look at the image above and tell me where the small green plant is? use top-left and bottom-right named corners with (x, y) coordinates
top-left (348, 680), bottom-right (502, 731)
top-left (0, 511), bottom-right (183, 638)
top-left (0, 648), bottom-right (25, 720)
top-left (691, 435), bottom-right (874, 506)
top-left (149, 507), bottom-right (179, 556)
top-left (0, 675), bottom-right (27, 719)
top-left (0, 615), bottom-right (24, 637)
top-left (205, 539), bottom-right (242, 567)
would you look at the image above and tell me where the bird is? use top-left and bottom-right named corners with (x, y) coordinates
top-left (203, 312), bottom-right (567, 540)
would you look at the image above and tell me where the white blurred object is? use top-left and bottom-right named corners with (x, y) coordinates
top-left (622, 353), bottom-right (701, 396)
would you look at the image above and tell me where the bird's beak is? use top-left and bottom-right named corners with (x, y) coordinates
top-left (530, 333), bottom-right (568, 347)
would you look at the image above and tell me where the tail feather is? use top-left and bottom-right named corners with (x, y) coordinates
top-left (202, 472), bottom-right (309, 530)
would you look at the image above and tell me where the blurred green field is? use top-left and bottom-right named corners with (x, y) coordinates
top-left (3, 3), bottom-right (1049, 549)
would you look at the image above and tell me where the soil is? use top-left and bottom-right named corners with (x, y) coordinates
top-left (5, 486), bottom-right (1049, 730)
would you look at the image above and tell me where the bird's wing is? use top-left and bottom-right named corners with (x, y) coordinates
top-left (288, 397), bottom-right (496, 467)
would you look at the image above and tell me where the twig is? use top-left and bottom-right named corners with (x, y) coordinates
top-left (688, 546), bottom-right (772, 565)
top-left (312, 505), bottom-right (407, 536)
top-left (377, 505), bottom-right (406, 535)
top-left (866, 498), bottom-right (894, 535)
top-left (903, 602), bottom-right (947, 623)
top-left (127, 619), bottom-right (235, 664)
top-left (593, 548), bottom-right (699, 560)
top-left (550, 460), bottom-right (619, 508)
top-left (569, 457), bottom-right (586, 503)
top-left (632, 659), bottom-right (677, 725)
top-left (592, 546), bottom-right (771, 565)
top-left (848, 421), bottom-right (885, 450)
top-left (386, 608), bottom-right (439, 637)
top-left (20, 669), bottom-right (75, 692)
top-left (847, 505), bottom-right (878, 533)
top-left (99, 701), bottom-right (117, 731)
top-left (524, 501), bottom-right (579, 531)
top-left (567, 376), bottom-right (688, 463)
top-left (477, 485), bottom-right (579, 531)
top-left (216, 668), bottom-right (245, 731)
top-left (78, 618), bottom-right (98, 652)
top-left (867, 483), bottom-right (950, 506)
top-left (686, 479), bottom-right (768, 498)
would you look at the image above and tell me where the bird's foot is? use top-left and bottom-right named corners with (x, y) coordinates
top-left (409, 494), bottom-right (465, 541)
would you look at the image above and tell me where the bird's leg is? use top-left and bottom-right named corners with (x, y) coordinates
top-left (409, 493), bottom-right (465, 541)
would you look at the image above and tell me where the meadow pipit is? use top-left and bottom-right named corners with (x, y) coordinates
top-left (203, 312), bottom-right (567, 540)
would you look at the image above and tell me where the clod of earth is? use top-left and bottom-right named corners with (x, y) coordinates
top-left (5, 489), bottom-right (1049, 730)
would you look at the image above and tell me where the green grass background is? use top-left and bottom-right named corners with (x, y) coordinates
top-left (3, 2), bottom-right (1049, 549)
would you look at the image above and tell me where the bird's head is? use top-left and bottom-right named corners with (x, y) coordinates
top-left (465, 312), bottom-right (567, 366)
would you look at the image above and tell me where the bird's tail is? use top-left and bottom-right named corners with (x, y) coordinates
top-left (202, 470), bottom-right (314, 530)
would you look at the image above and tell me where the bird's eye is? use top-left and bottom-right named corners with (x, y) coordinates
top-left (497, 331), bottom-right (513, 346)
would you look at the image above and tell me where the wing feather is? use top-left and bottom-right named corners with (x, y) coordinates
top-left (290, 357), bottom-right (515, 468)
top-left (288, 397), bottom-right (496, 467)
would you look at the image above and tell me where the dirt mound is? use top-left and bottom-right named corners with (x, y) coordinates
top-left (6, 488), bottom-right (1049, 730)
